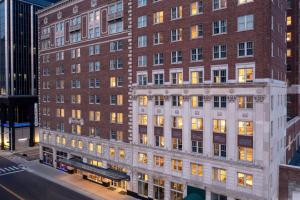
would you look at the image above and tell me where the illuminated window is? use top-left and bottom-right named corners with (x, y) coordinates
top-left (190, 1), bottom-right (203, 16)
top-left (139, 96), bottom-right (148, 106)
top-left (138, 152), bottom-right (148, 164)
top-left (191, 24), bottom-right (203, 39)
top-left (56, 136), bottom-right (61, 144)
top-left (89, 143), bottom-right (94, 152)
top-left (171, 6), bottom-right (182, 20)
top-left (191, 96), bottom-right (203, 108)
top-left (191, 163), bottom-right (203, 176)
top-left (190, 71), bottom-right (203, 84)
top-left (153, 11), bottom-right (164, 24)
top-left (213, 168), bottom-right (226, 183)
top-left (154, 115), bottom-right (164, 127)
top-left (117, 113), bottom-right (123, 124)
top-left (170, 182), bottom-right (183, 200)
top-left (109, 147), bottom-right (115, 157)
top-left (172, 96), bottom-right (183, 107)
top-left (237, 172), bottom-right (253, 188)
top-left (171, 72), bottom-right (183, 85)
top-left (153, 155), bottom-right (164, 167)
top-left (155, 135), bottom-right (165, 147)
top-left (171, 159), bottom-right (182, 172)
top-left (119, 149), bottom-right (125, 159)
top-left (139, 115), bottom-right (148, 125)
top-left (62, 137), bottom-right (66, 145)
top-left (110, 77), bottom-right (116, 87)
top-left (238, 68), bottom-right (253, 83)
top-left (173, 116), bottom-right (183, 129)
top-left (287, 32), bottom-right (292, 42)
top-left (238, 121), bottom-right (253, 136)
top-left (139, 133), bottom-right (148, 145)
top-left (287, 49), bottom-right (292, 57)
top-left (238, 96), bottom-right (253, 109)
top-left (78, 140), bottom-right (83, 149)
top-left (238, 147), bottom-right (253, 162)
top-left (191, 118), bottom-right (203, 130)
top-left (213, 119), bottom-right (226, 133)
top-left (71, 139), bottom-right (76, 147)
top-left (287, 16), bottom-right (292, 26)
top-left (71, 109), bottom-right (81, 119)
top-left (238, 0), bottom-right (253, 4)
top-left (97, 144), bottom-right (102, 154)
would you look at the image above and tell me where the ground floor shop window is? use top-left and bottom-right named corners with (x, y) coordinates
top-left (211, 192), bottom-right (227, 200)
top-left (153, 178), bottom-right (164, 200)
top-left (138, 173), bottom-right (148, 197)
top-left (170, 182), bottom-right (183, 200)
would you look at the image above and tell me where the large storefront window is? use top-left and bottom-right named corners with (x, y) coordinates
top-left (138, 173), bottom-right (148, 197)
top-left (170, 182), bottom-right (183, 200)
top-left (56, 151), bottom-right (68, 171)
top-left (42, 147), bottom-right (53, 166)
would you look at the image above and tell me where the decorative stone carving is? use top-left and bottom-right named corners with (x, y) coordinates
top-left (43, 17), bottom-right (48, 25)
top-left (73, 5), bottom-right (78, 14)
top-left (57, 11), bottom-right (62, 19)
top-left (203, 95), bottom-right (212, 102)
top-left (227, 95), bottom-right (236, 103)
top-left (148, 95), bottom-right (153, 100)
top-left (164, 95), bottom-right (169, 101)
top-left (254, 95), bottom-right (265, 103)
top-left (229, 88), bottom-right (235, 94)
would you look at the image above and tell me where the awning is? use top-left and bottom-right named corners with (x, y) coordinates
top-left (184, 193), bottom-right (204, 200)
top-left (60, 158), bottom-right (130, 181)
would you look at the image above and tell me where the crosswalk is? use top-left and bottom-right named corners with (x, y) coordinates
top-left (0, 165), bottom-right (24, 176)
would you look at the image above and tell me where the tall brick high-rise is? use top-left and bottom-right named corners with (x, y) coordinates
top-left (38, 0), bottom-right (288, 200)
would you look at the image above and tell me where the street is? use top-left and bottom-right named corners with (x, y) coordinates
top-left (0, 156), bottom-right (94, 200)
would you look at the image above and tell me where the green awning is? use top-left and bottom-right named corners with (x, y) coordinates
top-left (60, 158), bottom-right (130, 181)
top-left (184, 193), bottom-right (204, 200)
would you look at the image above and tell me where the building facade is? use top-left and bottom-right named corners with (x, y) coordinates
top-left (38, 0), bottom-right (287, 200)
top-left (0, 0), bottom-right (59, 151)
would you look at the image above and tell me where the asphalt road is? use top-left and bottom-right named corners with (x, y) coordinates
top-left (0, 156), bottom-right (94, 200)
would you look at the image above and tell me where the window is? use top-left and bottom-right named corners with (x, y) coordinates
top-left (211, 193), bottom-right (227, 200)
top-left (191, 118), bottom-right (203, 130)
top-left (213, 168), bottom-right (226, 183)
top-left (138, 152), bottom-right (148, 164)
top-left (110, 59), bottom-right (123, 70)
top-left (238, 41), bottom-right (253, 57)
top-left (237, 172), bottom-right (253, 188)
top-left (153, 178), bottom-right (164, 200)
top-left (213, 0), bottom-right (227, 10)
top-left (171, 159), bottom-right (182, 172)
top-left (138, 35), bottom-right (147, 47)
top-left (170, 182), bottom-right (183, 200)
top-left (190, 71), bottom-right (203, 84)
top-left (110, 40), bottom-right (123, 52)
top-left (138, 74), bottom-right (147, 85)
top-left (191, 24), bottom-right (203, 39)
top-left (154, 53), bottom-right (164, 65)
top-left (238, 96), bottom-right (253, 109)
top-left (171, 29), bottom-right (183, 42)
top-left (213, 119), bottom-right (226, 133)
top-left (155, 96), bottom-right (164, 106)
top-left (192, 140), bottom-right (203, 154)
top-left (171, 72), bottom-right (183, 85)
top-left (172, 96), bottom-right (183, 107)
top-left (213, 69), bottom-right (227, 83)
top-left (109, 147), bottom-right (115, 157)
top-left (78, 141), bottom-right (83, 149)
top-left (238, 68), bottom-right (253, 83)
top-left (191, 163), bottom-right (203, 176)
top-left (191, 1), bottom-right (203, 15)
top-left (214, 143), bottom-right (226, 157)
top-left (154, 115), bottom-right (164, 127)
top-left (139, 96), bottom-right (148, 106)
top-left (154, 73), bottom-right (164, 85)
top-left (153, 32), bottom-right (163, 45)
top-left (238, 147), bottom-right (253, 161)
top-left (138, 173), bottom-right (148, 197)
top-left (153, 155), bottom-right (164, 167)
top-left (238, 0), bottom-right (253, 5)
top-left (108, 21), bottom-right (123, 34)
top-left (213, 45), bottom-right (227, 59)
top-left (96, 145), bottom-right (102, 154)
top-left (138, 55), bottom-right (147, 67)
top-left (140, 133), bottom-right (148, 145)
top-left (172, 137), bottom-right (182, 150)
top-left (155, 135), bottom-right (165, 147)
top-left (191, 96), bottom-right (203, 108)
top-left (171, 51), bottom-right (183, 64)
top-left (138, 0), bottom-right (147, 7)
top-left (287, 32), bottom-right (292, 42)
top-left (238, 15), bottom-right (254, 31)
top-left (173, 116), bottom-right (183, 129)
top-left (119, 149), bottom-right (125, 159)
top-left (191, 48), bottom-right (203, 61)
top-left (89, 111), bottom-right (101, 121)
top-left (139, 115), bottom-right (148, 125)
top-left (110, 112), bottom-right (123, 124)
top-left (153, 11), bottom-right (164, 24)
top-left (138, 16), bottom-right (147, 28)
top-left (213, 20), bottom-right (227, 35)
top-left (287, 16), bottom-right (292, 26)
top-left (171, 6), bottom-right (182, 20)
top-left (89, 143), bottom-right (94, 152)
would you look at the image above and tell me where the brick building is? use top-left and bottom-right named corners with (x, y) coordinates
top-left (38, 0), bottom-right (287, 200)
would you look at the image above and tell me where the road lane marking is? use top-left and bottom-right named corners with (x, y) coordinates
top-left (0, 170), bottom-right (24, 177)
top-left (0, 183), bottom-right (25, 200)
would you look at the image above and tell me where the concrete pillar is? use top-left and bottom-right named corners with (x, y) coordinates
top-left (205, 189), bottom-right (211, 200)
top-left (52, 147), bottom-right (57, 168)
top-left (132, 96), bottom-right (139, 144)
top-left (164, 95), bottom-right (172, 150)
top-left (203, 96), bottom-right (212, 157)
top-left (254, 95), bottom-right (265, 164)
top-left (148, 174), bottom-right (153, 198)
top-left (147, 95), bottom-right (154, 146)
top-left (39, 145), bottom-right (43, 161)
top-left (164, 181), bottom-right (170, 200)
top-left (8, 105), bottom-right (15, 151)
top-left (183, 96), bottom-right (191, 152)
top-left (227, 95), bottom-right (237, 160)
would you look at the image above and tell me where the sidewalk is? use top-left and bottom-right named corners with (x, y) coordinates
top-left (25, 160), bottom-right (136, 200)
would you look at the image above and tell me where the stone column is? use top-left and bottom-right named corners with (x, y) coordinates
top-left (147, 95), bottom-right (154, 146)
top-left (52, 147), bottom-right (57, 168)
top-left (39, 145), bottom-right (43, 161)
top-left (183, 96), bottom-right (191, 152)
top-left (227, 95), bottom-right (237, 160)
top-left (164, 181), bottom-right (171, 200)
top-left (203, 95), bottom-right (212, 157)
top-left (132, 95), bottom-right (139, 144)
top-left (254, 95), bottom-right (265, 164)
top-left (164, 95), bottom-right (172, 150)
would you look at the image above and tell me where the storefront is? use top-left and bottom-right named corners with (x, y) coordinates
top-left (42, 147), bottom-right (53, 166)
top-left (184, 186), bottom-right (205, 200)
top-left (56, 151), bottom-right (68, 171)
top-left (60, 158), bottom-right (130, 192)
